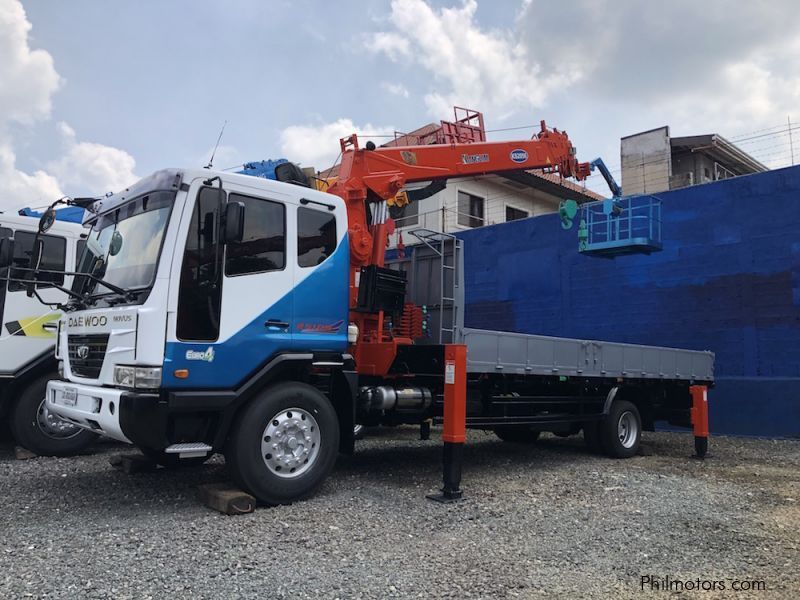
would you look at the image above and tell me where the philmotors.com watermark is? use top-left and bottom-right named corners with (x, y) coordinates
top-left (640, 575), bottom-right (767, 592)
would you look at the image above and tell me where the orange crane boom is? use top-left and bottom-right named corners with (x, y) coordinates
top-left (327, 120), bottom-right (590, 269)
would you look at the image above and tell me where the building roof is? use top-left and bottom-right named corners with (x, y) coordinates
top-left (500, 171), bottom-right (603, 202)
top-left (670, 134), bottom-right (768, 175)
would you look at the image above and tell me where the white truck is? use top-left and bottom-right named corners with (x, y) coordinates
top-left (0, 212), bottom-right (97, 455)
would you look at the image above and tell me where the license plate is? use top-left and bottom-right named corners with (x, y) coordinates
top-left (62, 387), bottom-right (78, 407)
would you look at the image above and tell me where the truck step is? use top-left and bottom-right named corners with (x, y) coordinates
top-left (164, 442), bottom-right (212, 457)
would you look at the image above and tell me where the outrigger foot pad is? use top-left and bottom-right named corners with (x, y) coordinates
top-left (426, 489), bottom-right (463, 503)
top-left (691, 436), bottom-right (709, 459)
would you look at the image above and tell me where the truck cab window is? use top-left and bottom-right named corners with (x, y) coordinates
top-left (177, 187), bottom-right (222, 341)
top-left (225, 193), bottom-right (285, 276)
top-left (9, 231), bottom-right (66, 292)
top-left (298, 207), bottom-right (337, 267)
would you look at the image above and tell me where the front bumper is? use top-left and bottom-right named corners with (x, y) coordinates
top-left (46, 380), bottom-right (163, 447)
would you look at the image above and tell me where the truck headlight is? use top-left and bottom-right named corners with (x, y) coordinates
top-left (134, 367), bottom-right (162, 389)
top-left (113, 365), bottom-right (161, 389)
top-left (113, 366), bottom-right (136, 387)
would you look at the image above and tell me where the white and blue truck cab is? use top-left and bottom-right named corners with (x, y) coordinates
top-left (45, 168), bottom-right (355, 502)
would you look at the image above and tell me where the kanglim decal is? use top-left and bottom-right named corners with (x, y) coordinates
top-left (296, 320), bottom-right (344, 334)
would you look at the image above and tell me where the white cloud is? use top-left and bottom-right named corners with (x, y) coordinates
top-left (381, 82), bottom-right (410, 98)
top-left (0, 0), bottom-right (60, 125)
top-left (0, 0), bottom-right (138, 211)
top-left (48, 122), bottom-right (137, 195)
top-left (280, 118), bottom-right (395, 170)
top-left (0, 141), bottom-right (64, 209)
top-left (368, 0), bottom-right (580, 119)
top-left (369, 32), bottom-right (410, 60)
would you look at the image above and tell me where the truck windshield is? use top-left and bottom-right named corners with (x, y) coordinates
top-left (74, 191), bottom-right (174, 298)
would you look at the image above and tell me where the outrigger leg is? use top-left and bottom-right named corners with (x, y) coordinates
top-left (689, 385), bottom-right (710, 459)
top-left (427, 344), bottom-right (467, 503)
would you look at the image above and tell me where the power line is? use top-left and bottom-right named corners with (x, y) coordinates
top-left (730, 122), bottom-right (791, 141)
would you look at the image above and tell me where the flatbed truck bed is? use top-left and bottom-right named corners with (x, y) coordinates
top-left (461, 327), bottom-right (714, 381)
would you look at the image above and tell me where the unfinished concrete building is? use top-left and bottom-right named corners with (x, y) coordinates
top-left (621, 126), bottom-right (767, 195)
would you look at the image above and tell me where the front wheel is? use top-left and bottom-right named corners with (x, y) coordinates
top-left (10, 374), bottom-right (98, 456)
top-left (225, 382), bottom-right (339, 506)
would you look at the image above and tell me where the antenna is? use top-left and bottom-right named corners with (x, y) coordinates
top-left (205, 120), bottom-right (228, 169)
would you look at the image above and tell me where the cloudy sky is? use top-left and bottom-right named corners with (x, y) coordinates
top-left (1, 0), bottom-right (797, 211)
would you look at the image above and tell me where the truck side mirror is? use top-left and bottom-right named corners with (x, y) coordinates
top-left (39, 207), bottom-right (57, 233)
top-left (0, 237), bottom-right (14, 271)
top-left (223, 201), bottom-right (245, 244)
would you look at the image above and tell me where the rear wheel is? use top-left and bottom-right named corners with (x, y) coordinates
top-left (599, 400), bottom-right (641, 458)
top-left (225, 381), bottom-right (339, 506)
top-left (493, 426), bottom-right (540, 443)
top-left (10, 374), bottom-right (97, 456)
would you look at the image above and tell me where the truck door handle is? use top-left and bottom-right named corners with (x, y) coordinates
top-left (265, 319), bottom-right (290, 330)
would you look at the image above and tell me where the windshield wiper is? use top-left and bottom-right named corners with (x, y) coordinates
top-left (98, 290), bottom-right (140, 306)
top-left (81, 259), bottom-right (136, 300)
top-left (83, 275), bottom-right (134, 300)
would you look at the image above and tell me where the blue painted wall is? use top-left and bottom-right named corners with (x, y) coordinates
top-left (456, 165), bottom-right (800, 438)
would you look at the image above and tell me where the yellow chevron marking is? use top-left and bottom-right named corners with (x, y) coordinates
top-left (12, 312), bottom-right (61, 338)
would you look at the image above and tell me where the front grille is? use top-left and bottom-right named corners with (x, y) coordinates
top-left (68, 334), bottom-right (109, 379)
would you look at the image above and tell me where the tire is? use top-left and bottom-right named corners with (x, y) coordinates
top-left (599, 400), bottom-right (641, 458)
top-left (10, 374), bottom-right (98, 456)
top-left (140, 448), bottom-right (211, 468)
top-left (225, 381), bottom-right (339, 506)
top-left (583, 420), bottom-right (604, 453)
top-left (493, 426), bottom-right (541, 443)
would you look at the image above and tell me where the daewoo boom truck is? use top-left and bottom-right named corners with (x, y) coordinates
top-left (0, 211), bottom-right (97, 455)
top-left (1, 109), bottom-right (712, 505)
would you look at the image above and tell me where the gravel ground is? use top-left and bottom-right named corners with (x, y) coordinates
top-left (0, 429), bottom-right (798, 599)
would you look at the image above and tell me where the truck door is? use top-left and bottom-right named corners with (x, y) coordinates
top-left (168, 184), bottom-right (295, 389)
top-left (293, 204), bottom-right (349, 353)
top-left (1, 230), bottom-right (67, 375)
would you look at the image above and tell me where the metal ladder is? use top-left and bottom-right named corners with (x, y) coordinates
top-left (409, 228), bottom-right (462, 344)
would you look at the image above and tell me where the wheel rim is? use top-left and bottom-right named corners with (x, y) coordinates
top-left (36, 398), bottom-right (82, 439)
top-left (617, 410), bottom-right (639, 449)
top-left (260, 407), bottom-right (321, 479)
